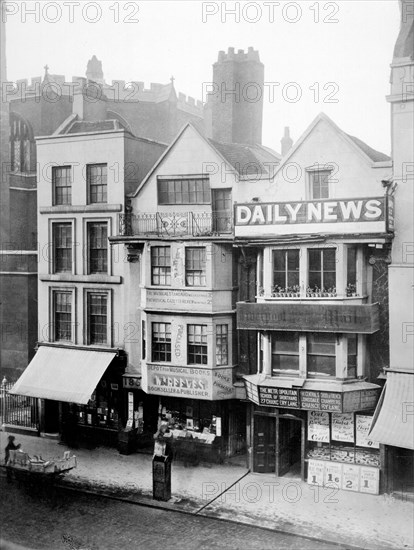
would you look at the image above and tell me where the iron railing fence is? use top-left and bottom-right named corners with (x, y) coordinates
top-left (119, 211), bottom-right (233, 238)
top-left (1, 380), bottom-right (39, 430)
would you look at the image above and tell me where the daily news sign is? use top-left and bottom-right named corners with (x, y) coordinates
top-left (234, 197), bottom-right (394, 237)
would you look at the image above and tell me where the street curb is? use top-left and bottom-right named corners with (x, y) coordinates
top-left (54, 476), bottom-right (380, 550)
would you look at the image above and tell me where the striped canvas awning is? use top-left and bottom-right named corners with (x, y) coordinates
top-left (369, 372), bottom-right (414, 450)
top-left (10, 345), bottom-right (117, 405)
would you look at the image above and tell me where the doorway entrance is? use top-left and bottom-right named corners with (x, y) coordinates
top-left (252, 412), bottom-right (305, 479)
top-left (276, 416), bottom-right (304, 479)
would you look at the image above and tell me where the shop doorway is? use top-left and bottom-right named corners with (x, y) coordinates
top-left (276, 415), bottom-right (304, 479)
top-left (253, 415), bottom-right (276, 473)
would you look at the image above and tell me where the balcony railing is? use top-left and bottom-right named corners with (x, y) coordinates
top-left (119, 211), bottom-right (233, 238)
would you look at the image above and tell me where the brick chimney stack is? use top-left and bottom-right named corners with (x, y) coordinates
top-left (206, 47), bottom-right (264, 145)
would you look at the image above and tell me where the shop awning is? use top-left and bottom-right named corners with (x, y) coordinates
top-left (368, 372), bottom-right (414, 450)
top-left (9, 345), bottom-right (117, 405)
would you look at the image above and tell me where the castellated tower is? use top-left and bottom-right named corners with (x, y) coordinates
top-left (205, 47), bottom-right (264, 145)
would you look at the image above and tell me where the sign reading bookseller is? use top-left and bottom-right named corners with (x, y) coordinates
top-left (234, 196), bottom-right (393, 237)
top-left (145, 364), bottom-right (235, 401)
top-left (237, 302), bottom-right (380, 334)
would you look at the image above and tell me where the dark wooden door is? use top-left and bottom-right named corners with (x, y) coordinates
top-left (253, 415), bottom-right (276, 473)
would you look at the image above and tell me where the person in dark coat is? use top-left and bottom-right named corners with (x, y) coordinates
top-left (4, 435), bottom-right (21, 483)
top-left (4, 435), bottom-right (21, 465)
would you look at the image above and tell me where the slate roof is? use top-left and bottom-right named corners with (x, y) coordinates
top-left (347, 134), bottom-right (391, 162)
top-left (208, 139), bottom-right (281, 177)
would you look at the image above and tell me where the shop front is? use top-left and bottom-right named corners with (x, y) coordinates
top-left (245, 377), bottom-right (382, 493)
top-left (141, 362), bottom-right (243, 462)
top-left (10, 344), bottom-right (126, 448)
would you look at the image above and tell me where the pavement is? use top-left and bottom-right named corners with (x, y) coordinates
top-left (1, 430), bottom-right (413, 550)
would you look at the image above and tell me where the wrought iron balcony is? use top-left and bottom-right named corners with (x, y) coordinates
top-left (119, 211), bottom-right (233, 238)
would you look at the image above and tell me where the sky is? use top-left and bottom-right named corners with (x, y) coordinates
top-left (3, 0), bottom-right (401, 155)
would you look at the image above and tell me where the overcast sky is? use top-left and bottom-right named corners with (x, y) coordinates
top-left (4, 0), bottom-right (400, 155)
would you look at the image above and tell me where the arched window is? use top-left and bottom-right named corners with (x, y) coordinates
top-left (10, 113), bottom-right (35, 173)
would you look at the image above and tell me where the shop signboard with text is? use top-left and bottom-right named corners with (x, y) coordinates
top-left (237, 302), bottom-right (380, 334)
top-left (234, 196), bottom-right (394, 237)
top-left (143, 364), bottom-right (235, 400)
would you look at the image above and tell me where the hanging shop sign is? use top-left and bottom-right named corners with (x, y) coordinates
top-left (331, 413), bottom-right (355, 442)
top-left (308, 411), bottom-right (330, 442)
top-left (258, 386), bottom-right (299, 408)
top-left (234, 196), bottom-right (394, 237)
top-left (356, 415), bottom-right (380, 449)
top-left (144, 364), bottom-right (235, 401)
top-left (245, 381), bottom-right (380, 413)
top-left (237, 302), bottom-right (380, 334)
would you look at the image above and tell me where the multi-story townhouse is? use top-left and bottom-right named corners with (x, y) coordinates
top-left (234, 113), bottom-right (393, 494)
top-left (369, 0), bottom-right (414, 495)
top-left (10, 90), bottom-right (167, 443)
top-left (111, 122), bottom-right (280, 460)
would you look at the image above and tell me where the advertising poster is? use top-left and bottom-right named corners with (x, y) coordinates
top-left (342, 465), bottom-right (360, 492)
top-left (332, 413), bottom-right (354, 442)
top-left (359, 467), bottom-right (380, 495)
top-left (308, 411), bottom-right (330, 442)
top-left (324, 462), bottom-right (343, 488)
top-left (356, 415), bottom-right (380, 448)
top-left (307, 459), bottom-right (325, 486)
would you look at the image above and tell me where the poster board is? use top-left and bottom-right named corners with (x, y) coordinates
top-left (307, 459), bottom-right (325, 486)
top-left (308, 411), bottom-right (330, 442)
top-left (332, 413), bottom-right (354, 442)
top-left (356, 415), bottom-right (379, 448)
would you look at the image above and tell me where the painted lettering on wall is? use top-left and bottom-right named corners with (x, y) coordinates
top-left (235, 198), bottom-right (386, 226)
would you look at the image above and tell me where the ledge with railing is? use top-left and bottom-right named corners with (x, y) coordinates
top-left (118, 211), bottom-right (233, 238)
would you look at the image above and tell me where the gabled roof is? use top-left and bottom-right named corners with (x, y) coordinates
top-left (274, 112), bottom-right (390, 175)
top-left (131, 122), bottom-right (281, 197)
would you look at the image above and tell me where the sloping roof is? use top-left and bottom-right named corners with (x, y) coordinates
top-left (347, 134), bottom-right (391, 162)
top-left (274, 112), bottom-right (390, 176)
top-left (208, 139), bottom-right (281, 177)
top-left (66, 120), bottom-right (124, 134)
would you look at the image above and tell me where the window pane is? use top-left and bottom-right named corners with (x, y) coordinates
top-left (88, 294), bottom-right (107, 345)
top-left (88, 164), bottom-right (107, 204)
top-left (88, 223), bottom-right (108, 274)
top-left (272, 332), bottom-right (299, 353)
top-left (308, 249), bottom-right (321, 272)
top-left (54, 292), bottom-right (72, 341)
top-left (308, 333), bottom-right (336, 355)
top-left (157, 177), bottom-right (210, 205)
top-left (54, 223), bottom-right (72, 273)
top-left (188, 324), bottom-right (208, 364)
top-left (323, 249), bottom-right (336, 271)
top-left (216, 324), bottom-right (228, 366)
top-left (185, 247), bottom-right (206, 287)
top-left (151, 246), bottom-right (171, 285)
top-left (152, 322), bottom-right (171, 362)
top-left (307, 333), bottom-right (336, 376)
top-left (272, 332), bottom-right (299, 373)
top-left (347, 247), bottom-right (357, 288)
